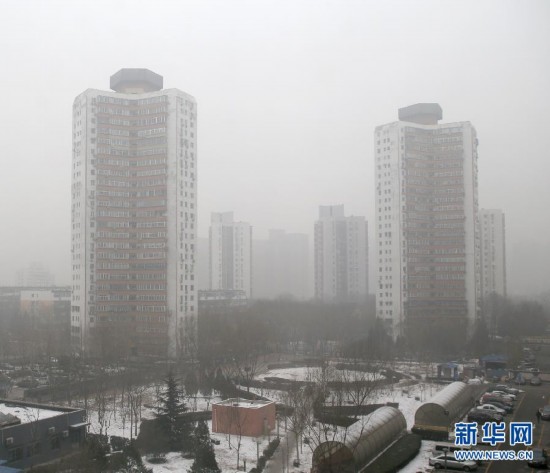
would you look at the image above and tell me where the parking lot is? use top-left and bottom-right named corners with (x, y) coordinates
top-left (483, 383), bottom-right (550, 473)
top-left (426, 383), bottom-right (550, 472)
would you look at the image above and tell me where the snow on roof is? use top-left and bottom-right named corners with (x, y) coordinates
top-left (0, 402), bottom-right (68, 425)
top-left (213, 398), bottom-right (274, 409)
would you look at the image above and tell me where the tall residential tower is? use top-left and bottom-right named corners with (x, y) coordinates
top-left (209, 212), bottom-right (252, 298)
top-left (375, 104), bottom-right (480, 339)
top-left (253, 230), bottom-right (310, 300)
top-left (479, 209), bottom-right (507, 298)
top-left (71, 69), bottom-right (197, 357)
top-left (314, 205), bottom-right (369, 302)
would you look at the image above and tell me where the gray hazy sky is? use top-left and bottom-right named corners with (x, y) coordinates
top-left (1, 0), bottom-right (549, 295)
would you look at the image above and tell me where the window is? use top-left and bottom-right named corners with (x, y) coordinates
top-left (9, 447), bottom-right (24, 461)
top-left (50, 435), bottom-right (60, 450)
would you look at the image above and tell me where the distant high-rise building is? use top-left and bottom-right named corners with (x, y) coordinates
top-left (479, 209), bottom-right (507, 298)
top-left (314, 205), bottom-right (368, 302)
top-left (209, 212), bottom-right (252, 298)
top-left (197, 237), bottom-right (210, 291)
top-left (375, 103), bottom-right (480, 339)
top-left (16, 262), bottom-right (55, 287)
top-left (253, 230), bottom-right (309, 300)
top-left (71, 69), bottom-right (197, 357)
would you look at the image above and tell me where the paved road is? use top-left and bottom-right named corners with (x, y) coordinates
top-left (264, 432), bottom-right (297, 473)
top-left (483, 384), bottom-right (550, 473)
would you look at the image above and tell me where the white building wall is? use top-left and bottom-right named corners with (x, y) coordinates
top-left (480, 209), bottom-right (507, 297)
top-left (462, 124), bottom-right (480, 330)
top-left (314, 205), bottom-right (368, 302)
top-left (71, 80), bottom-right (197, 357)
top-left (233, 222), bottom-right (252, 298)
top-left (209, 212), bottom-right (252, 298)
top-left (375, 123), bottom-right (404, 334)
top-left (375, 112), bottom-right (480, 339)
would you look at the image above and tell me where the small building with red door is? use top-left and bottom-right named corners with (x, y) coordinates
top-left (212, 398), bottom-right (276, 437)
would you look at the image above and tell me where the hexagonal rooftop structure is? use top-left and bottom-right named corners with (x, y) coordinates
top-left (110, 68), bottom-right (163, 93)
top-left (398, 103), bottom-right (443, 125)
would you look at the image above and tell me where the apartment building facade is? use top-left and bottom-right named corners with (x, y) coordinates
top-left (71, 69), bottom-right (197, 357)
top-left (314, 205), bottom-right (369, 302)
top-left (375, 104), bottom-right (480, 339)
top-left (479, 209), bottom-right (507, 298)
top-left (209, 212), bottom-right (252, 298)
top-left (253, 230), bottom-right (309, 300)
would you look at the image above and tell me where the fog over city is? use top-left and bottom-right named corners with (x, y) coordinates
top-left (0, 0), bottom-right (549, 296)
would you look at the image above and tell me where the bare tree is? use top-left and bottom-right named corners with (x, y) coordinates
top-left (224, 401), bottom-right (250, 470)
top-left (93, 374), bottom-right (113, 437)
top-left (300, 359), bottom-right (385, 471)
top-left (284, 386), bottom-right (314, 464)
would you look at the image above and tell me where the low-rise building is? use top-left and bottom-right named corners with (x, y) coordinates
top-left (198, 290), bottom-right (248, 316)
top-left (212, 398), bottom-right (275, 437)
top-left (0, 400), bottom-right (87, 470)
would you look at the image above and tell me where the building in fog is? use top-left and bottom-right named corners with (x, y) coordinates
top-left (253, 230), bottom-right (309, 300)
top-left (197, 237), bottom-right (210, 291)
top-left (16, 263), bottom-right (54, 287)
top-left (19, 287), bottom-right (70, 321)
top-left (479, 209), bottom-right (506, 297)
top-left (71, 68), bottom-right (197, 357)
top-left (209, 212), bottom-right (252, 298)
top-left (375, 103), bottom-right (480, 339)
top-left (198, 289), bottom-right (248, 316)
top-left (314, 205), bottom-right (368, 302)
top-left (0, 287), bottom-right (71, 358)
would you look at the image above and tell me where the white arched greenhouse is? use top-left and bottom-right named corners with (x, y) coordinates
top-left (413, 381), bottom-right (475, 438)
top-left (311, 406), bottom-right (406, 473)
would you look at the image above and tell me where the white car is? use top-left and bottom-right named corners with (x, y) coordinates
top-left (476, 404), bottom-right (507, 416)
top-left (429, 453), bottom-right (478, 471)
top-left (491, 391), bottom-right (516, 401)
top-left (495, 385), bottom-right (521, 395)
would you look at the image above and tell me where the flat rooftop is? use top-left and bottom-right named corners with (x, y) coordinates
top-left (0, 401), bottom-right (79, 427)
top-left (214, 398), bottom-right (274, 409)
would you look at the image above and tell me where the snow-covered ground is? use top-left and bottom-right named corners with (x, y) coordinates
top-left (137, 364), bottom-right (445, 472)
top-left (398, 440), bottom-right (436, 473)
top-left (143, 424), bottom-right (280, 473)
top-left (258, 365), bottom-right (384, 383)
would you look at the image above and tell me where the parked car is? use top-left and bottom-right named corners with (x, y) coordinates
top-left (432, 443), bottom-right (482, 466)
top-left (476, 404), bottom-right (507, 416)
top-left (490, 390), bottom-right (516, 401)
top-left (527, 448), bottom-right (547, 468)
top-left (481, 394), bottom-right (513, 407)
top-left (495, 384), bottom-right (521, 395)
top-left (468, 409), bottom-right (503, 423)
top-left (531, 376), bottom-right (542, 386)
top-left (429, 453), bottom-right (478, 471)
top-left (433, 442), bottom-right (473, 455)
top-left (539, 405), bottom-right (550, 420)
top-left (482, 399), bottom-right (513, 414)
top-left (515, 374), bottom-right (526, 385)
